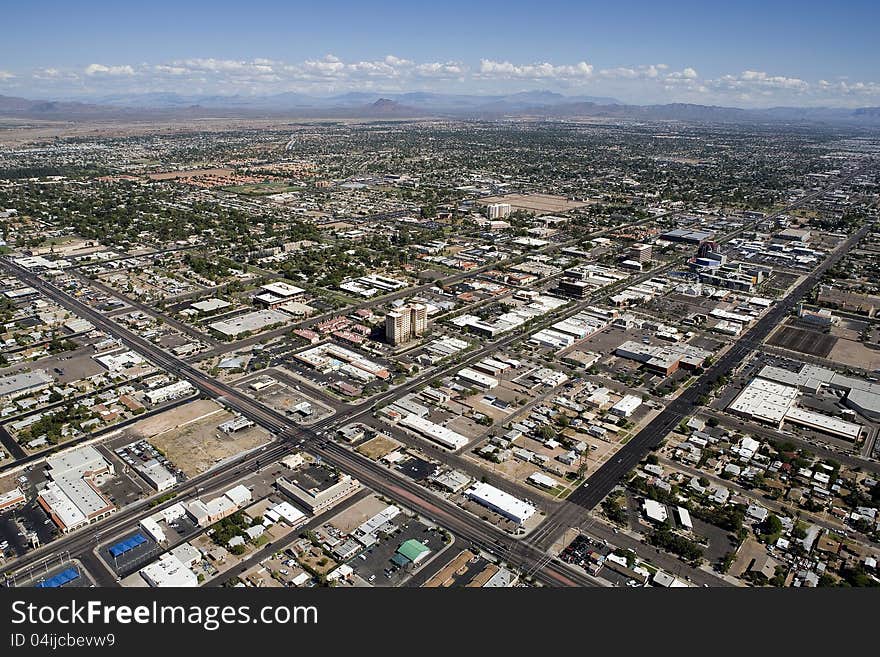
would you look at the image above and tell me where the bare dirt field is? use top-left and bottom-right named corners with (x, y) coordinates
top-left (730, 538), bottom-right (772, 578)
top-left (827, 339), bottom-right (880, 370)
top-left (327, 494), bottom-right (390, 534)
top-left (356, 435), bottom-right (401, 460)
top-left (130, 399), bottom-right (272, 476)
top-left (477, 193), bottom-right (589, 213)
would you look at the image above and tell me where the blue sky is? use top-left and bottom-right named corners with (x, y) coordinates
top-left (2, 0), bottom-right (878, 107)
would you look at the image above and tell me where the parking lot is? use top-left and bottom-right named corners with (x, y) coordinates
top-left (0, 501), bottom-right (58, 560)
top-left (100, 531), bottom-right (162, 577)
top-left (348, 518), bottom-right (444, 586)
top-left (19, 560), bottom-right (95, 588)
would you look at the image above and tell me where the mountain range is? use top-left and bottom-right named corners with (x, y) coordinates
top-left (1, 90), bottom-right (879, 126)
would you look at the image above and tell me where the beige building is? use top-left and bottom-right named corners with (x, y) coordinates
top-left (629, 243), bottom-right (652, 263)
top-left (277, 465), bottom-right (361, 513)
top-left (385, 303), bottom-right (428, 345)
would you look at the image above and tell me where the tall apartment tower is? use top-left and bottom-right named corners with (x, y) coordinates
top-left (487, 203), bottom-right (512, 220)
top-left (409, 303), bottom-right (428, 337)
top-left (386, 303), bottom-right (429, 345)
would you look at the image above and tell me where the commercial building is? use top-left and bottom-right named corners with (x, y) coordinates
top-left (451, 295), bottom-right (568, 337)
top-left (465, 482), bottom-right (536, 525)
top-left (728, 374), bottom-right (864, 440)
top-left (456, 367), bottom-right (499, 390)
top-left (37, 446), bottom-right (115, 533)
top-left (784, 407), bottom-right (862, 441)
top-left (0, 370), bottom-right (53, 402)
top-left (136, 460), bottom-right (177, 492)
top-left (183, 485), bottom-right (252, 527)
top-left (610, 394), bottom-right (642, 418)
top-left (0, 487), bottom-right (25, 512)
top-left (265, 501), bottom-right (307, 528)
top-left (353, 505), bottom-right (401, 547)
top-left (255, 281), bottom-right (306, 308)
top-left (556, 278), bottom-right (593, 299)
top-left (394, 539), bottom-right (431, 566)
top-left (399, 413), bottom-right (469, 450)
top-left (661, 229), bottom-right (716, 244)
top-left (698, 263), bottom-right (771, 292)
top-left (190, 298), bottom-right (231, 314)
top-left (144, 380), bottom-right (193, 405)
top-left (643, 499), bottom-right (668, 524)
top-left (728, 377), bottom-right (799, 426)
top-left (277, 465), bottom-right (361, 513)
top-left (341, 274), bottom-right (408, 298)
top-left (295, 342), bottom-right (390, 380)
top-left (139, 517), bottom-right (166, 543)
top-left (615, 340), bottom-right (711, 376)
top-left (209, 309), bottom-right (289, 338)
top-left (529, 328), bottom-right (576, 350)
top-left (629, 243), bottom-right (652, 263)
top-left (219, 417), bottom-right (255, 434)
top-left (385, 302), bottom-right (428, 345)
top-left (528, 472), bottom-right (559, 490)
top-left (95, 350), bottom-right (146, 373)
top-left (139, 553), bottom-right (198, 588)
top-left (756, 363), bottom-right (880, 421)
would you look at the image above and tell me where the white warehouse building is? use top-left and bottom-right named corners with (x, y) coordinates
top-left (465, 482), bottom-right (536, 525)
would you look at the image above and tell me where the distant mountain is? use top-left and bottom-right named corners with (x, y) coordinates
top-left (2, 91), bottom-right (880, 126)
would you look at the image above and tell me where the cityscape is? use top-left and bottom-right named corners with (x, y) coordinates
top-left (1, 1), bottom-right (879, 594)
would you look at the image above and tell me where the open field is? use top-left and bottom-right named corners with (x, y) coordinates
top-left (146, 168), bottom-right (233, 180)
top-left (222, 182), bottom-right (305, 195)
top-left (477, 193), bottom-right (590, 213)
top-left (828, 339), bottom-right (880, 370)
top-left (128, 399), bottom-right (272, 476)
top-left (356, 435), bottom-right (401, 460)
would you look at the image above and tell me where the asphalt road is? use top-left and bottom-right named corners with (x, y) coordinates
top-left (529, 220), bottom-right (873, 551)
top-left (0, 258), bottom-right (600, 588)
top-left (1, 165), bottom-right (869, 586)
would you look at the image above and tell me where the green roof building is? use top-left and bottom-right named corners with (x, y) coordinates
top-left (395, 539), bottom-right (430, 565)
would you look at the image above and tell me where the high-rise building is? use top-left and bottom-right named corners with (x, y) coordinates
top-left (386, 303), bottom-right (429, 345)
top-left (487, 203), bottom-right (512, 220)
top-left (410, 303), bottom-right (427, 337)
top-left (629, 243), bottom-right (652, 263)
top-left (386, 310), bottom-right (409, 346)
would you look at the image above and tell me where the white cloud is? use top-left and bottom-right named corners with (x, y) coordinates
top-left (479, 59), bottom-right (593, 80)
top-left (599, 64), bottom-right (674, 80)
top-left (713, 70), bottom-right (809, 92)
top-left (1, 55), bottom-right (877, 108)
top-left (85, 63), bottom-right (135, 76)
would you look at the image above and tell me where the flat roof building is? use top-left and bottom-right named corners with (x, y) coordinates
top-left (643, 499), bottom-right (668, 524)
top-left (0, 370), bottom-right (53, 401)
top-left (209, 309), bottom-right (289, 338)
top-left (465, 482), bottom-right (536, 525)
top-left (139, 553), bottom-right (197, 588)
top-left (611, 394), bottom-right (642, 418)
top-left (399, 413), bottom-right (469, 450)
top-left (38, 445), bottom-right (115, 533)
top-left (277, 465), bottom-right (361, 513)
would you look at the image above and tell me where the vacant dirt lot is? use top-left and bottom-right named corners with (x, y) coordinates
top-left (327, 494), bottom-right (390, 534)
top-left (356, 435), bottom-right (401, 460)
top-left (133, 399), bottom-right (272, 476)
top-left (828, 338), bottom-right (880, 370)
top-left (477, 193), bottom-right (589, 213)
